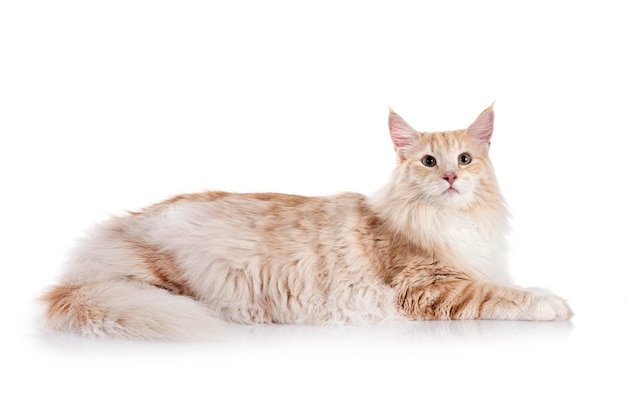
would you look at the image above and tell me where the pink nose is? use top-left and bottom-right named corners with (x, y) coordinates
top-left (443, 172), bottom-right (457, 185)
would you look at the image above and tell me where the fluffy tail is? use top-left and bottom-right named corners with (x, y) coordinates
top-left (41, 279), bottom-right (223, 340)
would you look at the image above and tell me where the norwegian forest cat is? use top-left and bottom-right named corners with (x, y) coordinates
top-left (41, 106), bottom-right (572, 340)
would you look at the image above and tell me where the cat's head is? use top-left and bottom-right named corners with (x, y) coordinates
top-left (387, 106), bottom-right (500, 209)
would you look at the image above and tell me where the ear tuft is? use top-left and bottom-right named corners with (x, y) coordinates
top-left (467, 105), bottom-right (495, 146)
top-left (388, 108), bottom-right (418, 159)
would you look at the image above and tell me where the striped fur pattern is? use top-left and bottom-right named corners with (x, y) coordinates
top-left (41, 106), bottom-right (572, 340)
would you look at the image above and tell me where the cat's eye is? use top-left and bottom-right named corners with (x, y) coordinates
top-left (421, 155), bottom-right (437, 167)
top-left (458, 153), bottom-right (472, 165)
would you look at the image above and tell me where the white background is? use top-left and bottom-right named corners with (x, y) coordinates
top-left (1, 1), bottom-right (625, 406)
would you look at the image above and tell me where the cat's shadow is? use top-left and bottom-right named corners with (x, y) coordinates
top-left (225, 319), bottom-right (574, 346)
top-left (35, 319), bottom-right (574, 350)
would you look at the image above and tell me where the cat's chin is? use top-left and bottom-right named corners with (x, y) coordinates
top-left (439, 185), bottom-right (462, 198)
top-left (437, 189), bottom-right (474, 208)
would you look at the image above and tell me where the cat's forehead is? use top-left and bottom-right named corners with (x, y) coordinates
top-left (417, 130), bottom-right (476, 153)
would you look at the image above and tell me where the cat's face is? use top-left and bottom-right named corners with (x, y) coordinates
top-left (389, 107), bottom-right (498, 209)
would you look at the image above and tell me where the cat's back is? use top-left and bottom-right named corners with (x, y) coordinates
top-left (134, 189), bottom-right (369, 228)
top-left (124, 190), bottom-right (376, 255)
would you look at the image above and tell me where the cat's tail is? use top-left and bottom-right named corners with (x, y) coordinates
top-left (40, 278), bottom-right (223, 340)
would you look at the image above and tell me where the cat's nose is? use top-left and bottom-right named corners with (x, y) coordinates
top-left (443, 172), bottom-right (457, 185)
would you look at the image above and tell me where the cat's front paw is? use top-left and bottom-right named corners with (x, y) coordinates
top-left (525, 294), bottom-right (573, 321)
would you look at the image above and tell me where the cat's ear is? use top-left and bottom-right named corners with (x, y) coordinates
top-left (388, 108), bottom-right (419, 160)
top-left (467, 104), bottom-right (495, 149)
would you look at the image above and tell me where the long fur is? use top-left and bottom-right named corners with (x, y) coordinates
top-left (41, 106), bottom-right (572, 340)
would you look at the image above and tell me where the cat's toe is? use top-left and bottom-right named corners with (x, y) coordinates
top-left (526, 294), bottom-right (573, 321)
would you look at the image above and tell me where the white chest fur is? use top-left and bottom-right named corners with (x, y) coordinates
top-left (435, 211), bottom-right (510, 283)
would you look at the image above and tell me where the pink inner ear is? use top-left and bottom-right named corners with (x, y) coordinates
top-left (467, 108), bottom-right (494, 144)
top-left (388, 111), bottom-right (417, 151)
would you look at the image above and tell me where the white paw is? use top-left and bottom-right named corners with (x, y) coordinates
top-left (526, 294), bottom-right (573, 321)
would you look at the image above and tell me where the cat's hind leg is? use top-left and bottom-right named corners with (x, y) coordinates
top-left (40, 219), bottom-right (224, 340)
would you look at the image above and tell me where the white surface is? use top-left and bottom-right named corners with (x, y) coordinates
top-left (2, 1), bottom-right (625, 406)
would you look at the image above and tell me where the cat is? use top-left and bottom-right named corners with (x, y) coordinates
top-left (41, 105), bottom-right (572, 340)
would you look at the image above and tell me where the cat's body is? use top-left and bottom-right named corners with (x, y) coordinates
top-left (42, 106), bottom-right (572, 340)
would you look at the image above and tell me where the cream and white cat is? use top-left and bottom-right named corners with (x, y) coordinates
top-left (41, 106), bottom-right (572, 340)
